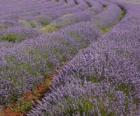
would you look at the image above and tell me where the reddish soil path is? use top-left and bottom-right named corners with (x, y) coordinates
top-left (0, 77), bottom-right (53, 116)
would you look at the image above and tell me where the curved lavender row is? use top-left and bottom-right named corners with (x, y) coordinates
top-left (42, 1), bottom-right (119, 33)
top-left (36, 2), bottom-right (89, 23)
top-left (1, 2), bottom-right (76, 31)
top-left (37, 0), bottom-right (104, 22)
top-left (95, 3), bottom-right (123, 28)
top-left (28, 1), bottom-right (140, 116)
top-left (0, 0), bottom-right (89, 30)
top-left (0, 1), bottom-right (63, 28)
top-left (0, 1), bottom-right (57, 18)
top-left (0, 0), bottom-right (95, 47)
top-left (0, 0), bottom-right (63, 17)
top-left (0, 22), bottom-right (100, 105)
top-left (2, 2), bottom-right (74, 21)
top-left (0, 0), bottom-right (100, 32)
top-left (0, 0), bottom-right (89, 19)
top-left (0, 0), bottom-right (77, 28)
top-left (48, 7), bottom-right (96, 29)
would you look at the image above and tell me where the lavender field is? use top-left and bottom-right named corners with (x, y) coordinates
top-left (0, 0), bottom-right (140, 116)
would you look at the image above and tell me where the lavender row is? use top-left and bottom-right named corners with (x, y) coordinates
top-left (0, 21), bottom-right (100, 105)
top-left (95, 3), bottom-right (123, 28)
top-left (42, 7), bottom-right (96, 31)
top-left (0, 0), bottom-right (89, 31)
top-left (28, 1), bottom-right (140, 116)
top-left (0, 0), bottom-right (104, 46)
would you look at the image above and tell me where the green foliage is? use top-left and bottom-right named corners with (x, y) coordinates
top-left (40, 24), bottom-right (58, 33)
top-left (90, 76), bottom-right (101, 83)
top-left (19, 19), bottom-right (38, 28)
top-left (91, 77), bottom-right (98, 83)
top-left (0, 34), bottom-right (23, 42)
top-left (78, 99), bottom-right (94, 113)
top-left (85, 75), bottom-right (104, 83)
top-left (68, 32), bottom-right (83, 41)
top-left (4, 55), bottom-right (41, 90)
top-left (6, 55), bottom-right (40, 77)
top-left (9, 93), bottom-right (19, 104)
top-left (124, 97), bottom-right (129, 112)
top-left (23, 48), bottom-right (56, 76)
top-left (100, 27), bottom-right (111, 34)
top-left (98, 102), bottom-right (115, 116)
top-left (119, 10), bottom-right (126, 20)
top-left (64, 97), bottom-right (94, 115)
top-left (51, 47), bottom-right (67, 63)
top-left (68, 32), bottom-right (89, 48)
top-left (14, 101), bottom-right (32, 113)
top-left (116, 83), bottom-right (134, 96)
top-left (40, 20), bottom-right (49, 26)
top-left (29, 21), bottom-right (37, 28)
